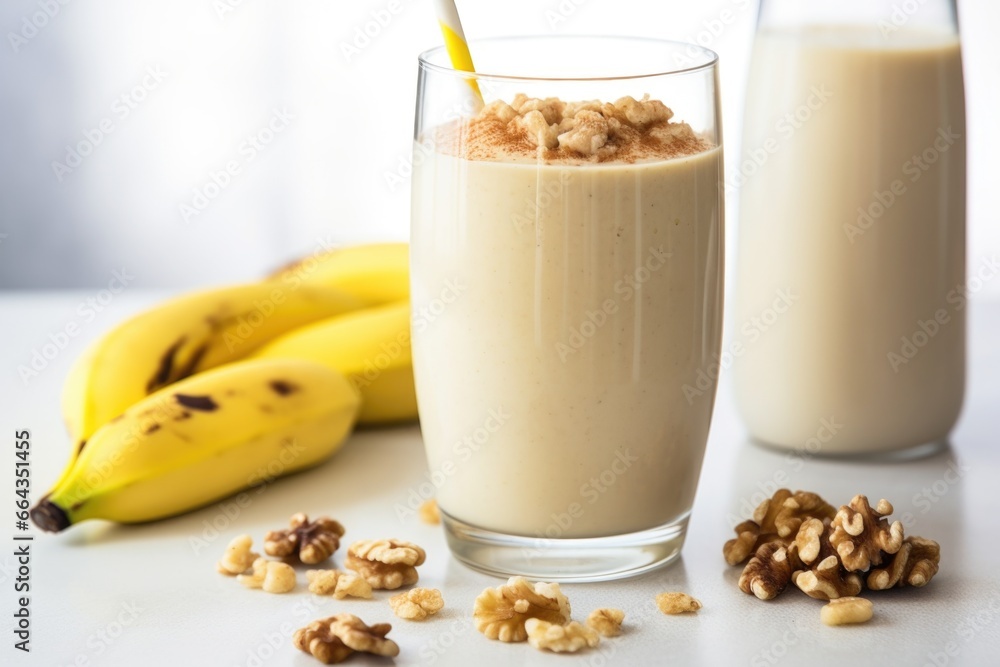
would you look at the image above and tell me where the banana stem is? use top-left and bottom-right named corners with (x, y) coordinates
top-left (30, 499), bottom-right (70, 533)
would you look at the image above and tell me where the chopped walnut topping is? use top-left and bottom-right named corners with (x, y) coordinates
top-left (830, 495), bottom-right (904, 572)
top-left (264, 513), bottom-right (345, 565)
top-left (655, 592), bottom-right (702, 614)
top-left (217, 534), bottom-right (259, 575)
top-left (293, 614), bottom-right (399, 664)
top-left (389, 588), bottom-right (444, 621)
top-left (793, 555), bottom-right (863, 600)
top-left (867, 536), bottom-right (941, 590)
top-left (525, 619), bottom-right (599, 653)
top-left (306, 570), bottom-right (372, 600)
top-left (820, 597), bottom-right (874, 626)
top-left (237, 558), bottom-right (296, 593)
top-left (345, 539), bottom-right (425, 590)
top-left (739, 542), bottom-right (796, 601)
top-left (473, 577), bottom-right (571, 642)
top-left (418, 499), bottom-right (440, 525)
top-left (586, 608), bottom-right (625, 637)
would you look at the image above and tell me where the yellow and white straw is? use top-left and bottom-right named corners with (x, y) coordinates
top-left (434, 0), bottom-right (482, 103)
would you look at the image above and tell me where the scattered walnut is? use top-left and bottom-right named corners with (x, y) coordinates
top-left (264, 513), bottom-right (345, 565)
top-left (419, 499), bottom-right (440, 525)
top-left (820, 597), bottom-right (874, 626)
top-left (217, 534), bottom-right (259, 575)
top-left (586, 608), bottom-right (625, 637)
top-left (793, 555), bottom-right (863, 600)
top-left (655, 592), bottom-right (702, 614)
top-left (306, 570), bottom-right (373, 599)
top-left (293, 614), bottom-right (399, 664)
top-left (723, 520), bottom-right (761, 566)
top-left (345, 539), bottom-right (426, 590)
top-left (867, 536), bottom-right (941, 590)
top-left (739, 542), bottom-right (796, 601)
top-left (525, 619), bottom-right (599, 653)
top-left (237, 558), bottom-right (296, 593)
top-left (473, 577), bottom-right (571, 642)
top-left (830, 495), bottom-right (904, 572)
top-left (389, 588), bottom-right (444, 621)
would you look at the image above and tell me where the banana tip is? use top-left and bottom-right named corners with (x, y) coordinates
top-left (30, 499), bottom-right (70, 533)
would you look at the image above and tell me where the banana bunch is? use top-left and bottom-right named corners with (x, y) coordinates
top-left (33, 243), bottom-right (415, 532)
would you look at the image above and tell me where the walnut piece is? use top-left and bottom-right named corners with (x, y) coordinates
top-left (389, 587), bottom-right (444, 621)
top-left (525, 619), bottom-right (599, 653)
top-left (723, 520), bottom-right (761, 566)
top-left (306, 569), bottom-right (373, 600)
top-left (830, 495), bottom-right (904, 572)
top-left (345, 539), bottom-right (426, 590)
top-left (820, 597), bottom-right (874, 626)
top-left (419, 499), bottom-right (440, 525)
top-left (217, 534), bottom-right (259, 575)
top-left (473, 577), bottom-right (572, 642)
top-left (867, 536), bottom-right (941, 590)
top-left (264, 513), bottom-right (345, 565)
top-left (793, 555), bottom-right (863, 600)
top-left (586, 608), bottom-right (625, 637)
top-left (293, 614), bottom-right (399, 664)
top-left (237, 558), bottom-right (296, 593)
top-left (739, 542), bottom-right (796, 601)
top-left (655, 592), bottom-right (702, 614)
top-left (723, 489), bottom-right (836, 566)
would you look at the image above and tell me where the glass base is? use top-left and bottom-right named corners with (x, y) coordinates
top-left (440, 510), bottom-right (689, 583)
top-left (750, 437), bottom-right (949, 462)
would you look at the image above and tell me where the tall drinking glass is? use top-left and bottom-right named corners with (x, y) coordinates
top-left (410, 37), bottom-right (724, 581)
top-left (734, 0), bottom-right (966, 456)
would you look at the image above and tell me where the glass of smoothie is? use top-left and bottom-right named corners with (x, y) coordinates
top-left (410, 37), bottom-right (724, 581)
top-left (734, 0), bottom-right (965, 457)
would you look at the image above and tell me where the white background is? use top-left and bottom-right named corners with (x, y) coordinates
top-left (0, 0), bottom-right (997, 293)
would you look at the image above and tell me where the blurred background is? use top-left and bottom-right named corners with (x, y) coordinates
top-left (0, 0), bottom-right (997, 292)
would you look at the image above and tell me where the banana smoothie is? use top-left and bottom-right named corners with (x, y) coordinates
top-left (411, 95), bottom-right (723, 538)
top-left (734, 28), bottom-right (965, 453)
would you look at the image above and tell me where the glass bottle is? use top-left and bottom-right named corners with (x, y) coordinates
top-left (733, 0), bottom-right (965, 456)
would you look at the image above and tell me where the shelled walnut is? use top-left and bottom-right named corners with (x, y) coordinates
top-left (264, 513), bottom-right (345, 565)
top-left (525, 619), bottom-right (599, 653)
top-left (418, 499), bottom-right (441, 525)
top-left (820, 597), bottom-right (873, 626)
top-left (830, 496), bottom-right (904, 572)
top-left (389, 588), bottom-right (444, 620)
top-left (345, 539), bottom-right (426, 590)
top-left (723, 489), bottom-right (837, 566)
top-left (237, 558), bottom-right (296, 593)
top-left (216, 534), bottom-right (259, 575)
top-left (738, 542), bottom-right (796, 601)
top-left (793, 555), bottom-right (863, 600)
top-left (305, 570), bottom-right (372, 600)
top-left (655, 592), bottom-right (702, 614)
top-left (293, 614), bottom-right (399, 664)
top-left (473, 577), bottom-right (571, 642)
top-left (867, 536), bottom-right (940, 590)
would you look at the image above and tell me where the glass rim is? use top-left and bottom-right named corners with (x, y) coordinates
top-left (417, 35), bottom-right (719, 82)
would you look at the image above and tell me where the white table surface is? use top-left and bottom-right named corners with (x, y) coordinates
top-left (2, 291), bottom-right (999, 667)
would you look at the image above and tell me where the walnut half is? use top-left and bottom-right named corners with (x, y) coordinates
top-left (293, 614), bottom-right (399, 664)
top-left (345, 539), bottom-right (426, 590)
top-left (473, 577), bottom-right (571, 642)
top-left (389, 588), bottom-right (444, 621)
top-left (305, 570), bottom-right (372, 600)
top-left (867, 536), bottom-right (941, 590)
top-left (830, 495), bottom-right (904, 572)
top-left (265, 513), bottom-right (345, 565)
top-left (739, 542), bottom-right (796, 601)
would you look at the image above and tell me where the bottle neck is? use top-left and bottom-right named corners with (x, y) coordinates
top-left (757, 0), bottom-right (959, 35)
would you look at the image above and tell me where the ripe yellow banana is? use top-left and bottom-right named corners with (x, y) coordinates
top-left (32, 359), bottom-right (360, 532)
top-left (252, 302), bottom-right (416, 424)
top-left (269, 242), bottom-right (409, 306)
top-left (61, 282), bottom-right (363, 461)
